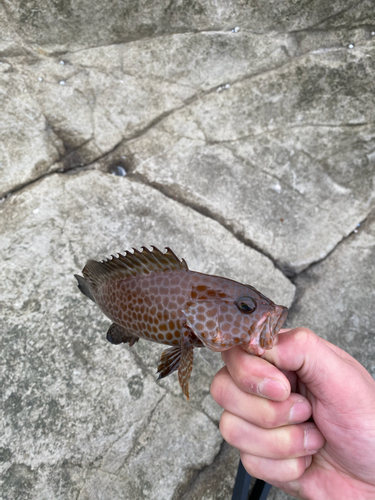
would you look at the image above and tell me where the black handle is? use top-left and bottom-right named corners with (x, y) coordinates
top-left (232, 460), bottom-right (272, 500)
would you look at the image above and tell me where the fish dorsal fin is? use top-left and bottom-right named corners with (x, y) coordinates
top-left (82, 246), bottom-right (188, 287)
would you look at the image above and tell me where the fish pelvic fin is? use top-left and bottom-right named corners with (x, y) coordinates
top-left (156, 341), bottom-right (194, 400)
top-left (157, 346), bottom-right (181, 379)
top-left (106, 323), bottom-right (139, 346)
top-left (80, 246), bottom-right (188, 288)
top-left (74, 274), bottom-right (95, 302)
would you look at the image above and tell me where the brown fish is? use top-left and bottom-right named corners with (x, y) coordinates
top-left (74, 246), bottom-right (288, 399)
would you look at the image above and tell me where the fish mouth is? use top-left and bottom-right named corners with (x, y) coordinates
top-left (259, 305), bottom-right (288, 350)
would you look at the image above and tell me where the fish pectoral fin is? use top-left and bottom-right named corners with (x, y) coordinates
top-left (157, 346), bottom-right (181, 379)
top-left (156, 341), bottom-right (194, 401)
top-left (106, 323), bottom-right (139, 346)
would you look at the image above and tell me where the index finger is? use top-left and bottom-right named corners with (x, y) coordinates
top-left (222, 346), bottom-right (291, 401)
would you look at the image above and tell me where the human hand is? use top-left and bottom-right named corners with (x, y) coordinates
top-left (210, 327), bottom-right (375, 500)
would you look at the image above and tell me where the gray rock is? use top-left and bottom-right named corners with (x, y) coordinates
top-left (0, 4), bottom-right (27, 57)
top-left (122, 40), bottom-right (375, 273)
top-left (4, 0), bottom-right (372, 53)
top-left (79, 393), bottom-right (221, 500)
top-left (2, 25), bottom-right (374, 274)
top-left (179, 442), bottom-right (241, 500)
top-left (0, 30), bottom-right (302, 195)
top-left (0, 170), bottom-right (294, 500)
top-left (0, 70), bottom-right (64, 198)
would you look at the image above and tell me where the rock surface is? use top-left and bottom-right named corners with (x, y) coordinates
top-left (2, 23), bottom-right (374, 272)
top-left (1, 0), bottom-right (375, 499)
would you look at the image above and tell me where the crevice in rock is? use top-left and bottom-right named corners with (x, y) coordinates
top-left (1, 30), bottom-right (369, 201)
top-left (128, 172), bottom-right (295, 279)
top-left (173, 439), bottom-right (230, 500)
top-left (112, 390), bottom-right (167, 471)
top-left (1, 35), bottom-right (371, 278)
top-left (86, 385), bottom-right (167, 486)
top-left (11, 6), bottom-right (371, 61)
top-left (287, 0), bottom-right (367, 33)
top-left (43, 28), bottom-right (265, 57)
top-left (208, 122), bottom-right (373, 147)
top-left (0, 84), bottom-right (208, 200)
top-left (0, 157), bottom-right (294, 282)
top-left (289, 211), bottom-right (372, 283)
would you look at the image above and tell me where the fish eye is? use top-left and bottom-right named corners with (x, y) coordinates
top-left (235, 296), bottom-right (256, 314)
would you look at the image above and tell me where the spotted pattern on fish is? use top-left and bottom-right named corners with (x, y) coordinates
top-left (75, 246), bottom-right (288, 399)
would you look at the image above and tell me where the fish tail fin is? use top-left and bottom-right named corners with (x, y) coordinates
top-left (74, 274), bottom-right (95, 302)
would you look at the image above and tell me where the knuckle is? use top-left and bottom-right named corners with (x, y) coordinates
top-left (210, 376), bottom-right (224, 406)
top-left (261, 409), bottom-right (279, 429)
top-left (287, 457), bottom-right (307, 481)
top-left (219, 412), bottom-right (236, 443)
top-left (218, 412), bottom-right (230, 438)
top-left (271, 430), bottom-right (295, 458)
top-left (294, 327), bottom-right (317, 348)
top-left (210, 369), bottom-right (229, 407)
top-left (240, 453), bottom-right (258, 477)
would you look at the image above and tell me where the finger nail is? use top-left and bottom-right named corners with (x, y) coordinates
top-left (304, 426), bottom-right (324, 453)
top-left (257, 378), bottom-right (288, 400)
top-left (289, 401), bottom-right (311, 423)
top-left (305, 455), bottom-right (312, 468)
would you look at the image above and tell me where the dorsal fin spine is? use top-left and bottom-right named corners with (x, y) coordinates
top-left (81, 246), bottom-right (188, 287)
top-left (141, 246), bottom-right (163, 268)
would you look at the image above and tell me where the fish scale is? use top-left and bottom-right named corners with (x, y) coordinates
top-left (97, 271), bottom-right (196, 346)
top-left (75, 246), bottom-right (288, 399)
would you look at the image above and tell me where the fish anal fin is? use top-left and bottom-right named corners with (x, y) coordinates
top-left (106, 323), bottom-right (139, 346)
top-left (178, 341), bottom-right (194, 401)
top-left (157, 346), bottom-right (181, 379)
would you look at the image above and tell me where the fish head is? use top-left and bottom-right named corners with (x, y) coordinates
top-left (183, 280), bottom-right (288, 356)
top-left (230, 290), bottom-right (288, 356)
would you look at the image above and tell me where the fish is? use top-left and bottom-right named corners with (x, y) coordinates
top-left (74, 246), bottom-right (288, 400)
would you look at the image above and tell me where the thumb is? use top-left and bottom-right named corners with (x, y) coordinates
top-left (264, 327), bottom-right (373, 405)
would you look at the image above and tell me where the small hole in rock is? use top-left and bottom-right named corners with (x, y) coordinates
top-left (107, 157), bottom-right (133, 177)
top-left (105, 155), bottom-right (133, 177)
top-left (110, 165), bottom-right (127, 177)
